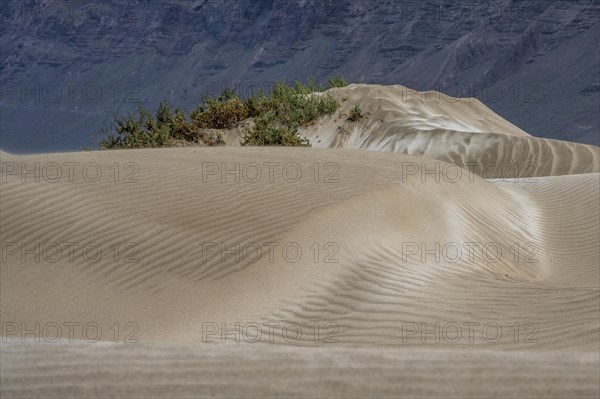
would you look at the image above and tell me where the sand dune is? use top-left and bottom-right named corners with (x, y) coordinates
top-left (1, 85), bottom-right (599, 397)
top-left (221, 85), bottom-right (600, 177)
top-left (308, 84), bottom-right (531, 136)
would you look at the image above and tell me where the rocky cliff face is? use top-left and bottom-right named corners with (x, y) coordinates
top-left (1, 0), bottom-right (598, 152)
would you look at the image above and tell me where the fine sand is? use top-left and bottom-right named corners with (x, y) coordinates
top-left (1, 85), bottom-right (599, 398)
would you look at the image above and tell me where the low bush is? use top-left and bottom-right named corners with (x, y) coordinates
top-left (241, 112), bottom-right (310, 146)
top-left (98, 102), bottom-right (225, 149)
top-left (194, 89), bottom-right (249, 129)
top-left (328, 76), bottom-right (348, 88)
top-left (240, 79), bottom-right (338, 146)
top-left (348, 103), bottom-right (364, 122)
top-left (97, 76), bottom-right (345, 149)
top-left (98, 104), bottom-right (174, 149)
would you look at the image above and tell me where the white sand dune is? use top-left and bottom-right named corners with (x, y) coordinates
top-left (315, 84), bottom-right (532, 135)
top-left (221, 85), bottom-right (600, 177)
top-left (1, 85), bottom-right (599, 397)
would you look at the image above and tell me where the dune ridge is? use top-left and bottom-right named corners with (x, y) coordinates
top-left (1, 86), bottom-right (599, 397)
top-left (219, 85), bottom-right (600, 177)
top-left (1, 148), bottom-right (598, 345)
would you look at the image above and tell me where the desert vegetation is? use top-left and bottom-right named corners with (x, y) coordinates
top-left (347, 103), bottom-right (365, 122)
top-left (97, 76), bottom-right (348, 149)
top-left (97, 102), bottom-right (225, 149)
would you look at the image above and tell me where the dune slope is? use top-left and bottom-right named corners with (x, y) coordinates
top-left (1, 144), bottom-right (598, 397)
top-left (221, 85), bottom-right (600, 177)
top-left (1, 84), bottom-right (599, 398)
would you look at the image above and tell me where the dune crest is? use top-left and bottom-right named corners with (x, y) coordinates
top-left (1, 88), bottom-right (599, 397)
top-left (297, 85), bottom-right (600, 177)
top-left (1, 149), bottom-right (597, 348)
top-left (215, 84), bottom-right (600, 177)
top-left (229, 84), bottom-right (600, 178)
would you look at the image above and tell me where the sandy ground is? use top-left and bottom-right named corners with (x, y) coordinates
top-left (1, 85), bottom-right (599, 398)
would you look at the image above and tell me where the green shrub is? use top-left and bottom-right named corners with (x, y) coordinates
top-left (97, 76), bottom-right (345, 149)
top-left (244, 89), bottom-right (268, 118)
top-left (241, 112), bottom-right (310, 147)
top-left (348, 103), bottom-right (364, 122)
top-left (98, 101), bottom-right (225, 149)
top-left (274, 91), bottom-right (337, 128)
top-left (194, 95), bottom-right (249, 129)
top-left (240, 79), bottom-right (338, 146)
top-left (98, 104), bottom-right (173, 149)
top-left (328, 76), bottom-right (348, 88)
